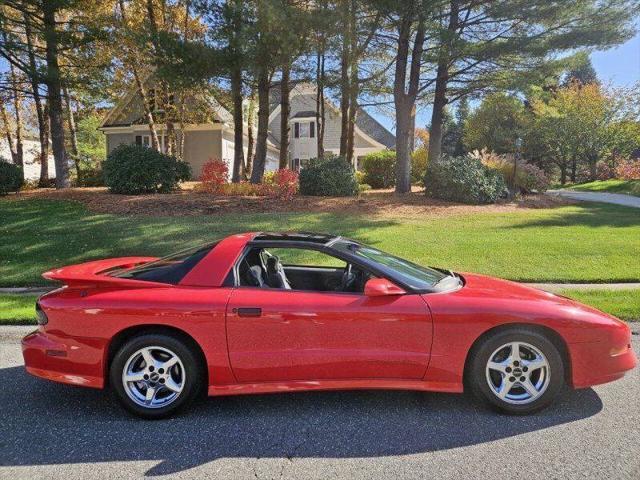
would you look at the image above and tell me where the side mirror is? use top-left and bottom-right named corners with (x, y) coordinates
top-left (364, 278), bottom-right (406, 297)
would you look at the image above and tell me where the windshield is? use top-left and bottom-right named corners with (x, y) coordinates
top-left (332, 240), bottom-right (449, 290)
top-left (111, 242), bottom-right (217, 284)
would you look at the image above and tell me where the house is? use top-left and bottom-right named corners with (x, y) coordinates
top-left (100, 80), bottom-right (395, 178)
top-left (0, 136), bottom-right (55, 181)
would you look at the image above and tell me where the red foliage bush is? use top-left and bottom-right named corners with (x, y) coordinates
top-left (616, 160), bottom-right (640, 180)
top-left (267, 168), bottom-right (299, 200)
top-left (199, 159), bottom-right (229, 193)
top-left (595, 161), bottom-right (616, 180)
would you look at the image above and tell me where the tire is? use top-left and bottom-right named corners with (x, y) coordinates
top-left (110, 333), bottom-right (203, 419)
top-left (467, 327), bottom-right (565, 414)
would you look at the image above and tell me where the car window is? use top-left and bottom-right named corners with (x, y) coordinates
top-left (112, 242), bottom-right (217, 285)
top-left (263, 248), bottom-right (346, 268)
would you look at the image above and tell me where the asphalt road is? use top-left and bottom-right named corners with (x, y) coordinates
top-left (1, 325), bottom-right (638, 480)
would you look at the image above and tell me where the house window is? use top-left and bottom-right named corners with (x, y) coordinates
top-left (136, 134), bottom-right (168, 153)
top-left (291, 158), bottom-right (300, 171)
top-left (294, 121), bottom-right (315, 139)
top-left (294, 122), bottom-right (299, 138)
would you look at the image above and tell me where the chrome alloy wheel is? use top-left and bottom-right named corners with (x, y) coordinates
top-left (485, 341), bottom-right (550, 405)
top-left (122, 346), bottom-right (186, 409)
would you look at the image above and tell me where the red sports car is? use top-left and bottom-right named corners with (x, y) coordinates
top-left (22, 232), bottom-right (636, 418)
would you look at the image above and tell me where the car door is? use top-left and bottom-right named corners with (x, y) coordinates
top-left (225, 247), bottom-right (433, 383)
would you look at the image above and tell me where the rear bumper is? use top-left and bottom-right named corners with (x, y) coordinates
top-left (570, 339), bottom-right (637, 389)
top-left (21, 329), bottom-right (104, 388)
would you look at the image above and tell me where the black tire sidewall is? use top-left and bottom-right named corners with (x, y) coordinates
top-left (110, 333), bottom-right (202, 419)
top-left (468, 329), bottom-right (565, 414)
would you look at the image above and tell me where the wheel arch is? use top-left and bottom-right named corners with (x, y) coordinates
top-left (462, 323), bottom-right (572, 389)
top-left (105, 324), bottom-right (209, 387)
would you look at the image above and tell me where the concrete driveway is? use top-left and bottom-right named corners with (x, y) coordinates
top-left (549, 189), bottom-right (640, 208)
top-left (0, 326), bottom-right (638, 480)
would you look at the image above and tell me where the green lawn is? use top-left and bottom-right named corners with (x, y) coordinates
top-left (0, 294), bottom-right (37, 325)
top-left (1, 198), bottom-right (640, 287)
top-left (556, 289), bottom-right (640, 322)
top-left (2, 290), bottom-right (638, 325)
top-left (567, 179), bottom-right (640, 197)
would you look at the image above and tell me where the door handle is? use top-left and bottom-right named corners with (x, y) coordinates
top-left (234, 307), bottom-right (262, 317)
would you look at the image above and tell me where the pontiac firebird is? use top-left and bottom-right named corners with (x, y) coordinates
top-left (22, 232), bottom-right (636, 418)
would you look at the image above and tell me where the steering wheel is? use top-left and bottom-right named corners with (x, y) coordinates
top-left (339, 263), bottom-right (357, 292)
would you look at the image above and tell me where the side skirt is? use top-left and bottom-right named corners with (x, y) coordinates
top-left (208, 378), bottom-right (463, 397)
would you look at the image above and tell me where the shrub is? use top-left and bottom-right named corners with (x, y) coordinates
top-left (616, 159), bottom-right (640, 180)
top-left (267, 168), bottom-right (299, 200)
top-left (355, 170), bottom-right (366, 185)
top-left (360, 150), bottom-right (396, 188)
top-left (220, 182), bottom-right (262, 196)
top-left (103, 144), bottom-right (191, 194)
top-left (594, 160), bottom-right (616, 180)
top-left (424, 155), bottom-right (506, 204)
top-left (0, 159), bottom-right (23, 195)
top-left (299, 155), bottom-right (358, 197)
top-left (411, 147), bottom-right (428, 184)
top-left (470, 148), bottom-right (549, 193)
top-left (199, 158), bottom-right (229, 193)
top-left (74, 154), bottom-right (104, 187)
top-left (519, 163), bottom-right (550, 193)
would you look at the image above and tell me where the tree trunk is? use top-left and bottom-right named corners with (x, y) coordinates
top-left (0, 101), bottom-right (17, 162)
top-left (570, 156), bottom-right (577, 183)
top-left (427, 80), bottom-right (447, 163)
top-left (279, 62), bottom-right (291, 169)
top-left (250, 69), bottom-right (270, 184)
top-left (339, 0), bottom-right (351, 158)
top-left (346, 55), bottom-right (358, 166)
top-left (393, 12), bottom-right (426, 193)
top-left (230, 65), bottom-right (245, 183)
top-left (427, 0), bottom-right (459, 166)
top-left (9, 63), bottom-right (24, 171)
top-left (118, 0), bottom-right (159, 151)
top-left (315, 43), bottom-right (325, 158)
top-left (246, 87), bottom-right (256, 177)
top-left (408, 108), bottom-right (416, 154)
top-left (43, 3), bottom-right (70, 189)
top-left (24, 9), bottom-right (50, 184)
top-left (560, 164), bottom-right (567, 185)
top-left (40, 103), bottom-right (50, 185)
top-left (63, 84), bottom-right (80, 179)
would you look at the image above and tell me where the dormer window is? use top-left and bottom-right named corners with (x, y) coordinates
top-left (294, 121), bottom-right (315, 139)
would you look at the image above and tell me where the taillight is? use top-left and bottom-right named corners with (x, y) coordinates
top-left (35, 302), bottom-right (48, 325)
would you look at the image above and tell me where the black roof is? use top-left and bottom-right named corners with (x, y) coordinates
top-left (253, 232), bottom-right (337, 244)
top-left (291, 110), bottom-right (317, 119)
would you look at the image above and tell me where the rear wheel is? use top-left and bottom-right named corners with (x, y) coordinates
top-left (110, 333), bottom-right (202, 419)
top-left (467, 328), bottom-right (565, 414)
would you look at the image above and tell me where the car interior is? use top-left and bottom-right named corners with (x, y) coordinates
top-left (238, 247), bottom-right (374, 293)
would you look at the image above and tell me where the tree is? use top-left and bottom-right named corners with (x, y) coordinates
top-left (424, 0), bottom-right (639, 166)
top-left (562, 52), bottom-right (599, 87)
top-left (464, 93), bottom-right (527, 154)
top-left (525, 83), bottom-right (640, 183)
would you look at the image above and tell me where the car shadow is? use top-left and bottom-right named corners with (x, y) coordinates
top-left (0, 366), bottom-right (603, 476)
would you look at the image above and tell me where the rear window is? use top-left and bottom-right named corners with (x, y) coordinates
top-left (112, 243), bottom-right (217, 285)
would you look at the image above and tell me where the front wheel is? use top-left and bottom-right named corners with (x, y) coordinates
top-left (110, 333), bottom-right (203, 419)
top-left (467, 328), bottom-right (565, 414)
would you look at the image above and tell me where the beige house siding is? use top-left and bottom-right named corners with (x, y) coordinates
top-left (106, 132), bottom-right (135, 154)
top-left (185, 130), bottom-right (222, 178)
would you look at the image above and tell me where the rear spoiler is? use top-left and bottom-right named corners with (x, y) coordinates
top-left (42, 256), bottom-right (161, 289)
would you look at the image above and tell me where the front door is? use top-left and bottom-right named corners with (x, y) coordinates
top-left (226, 287), bottom-right (432, 383)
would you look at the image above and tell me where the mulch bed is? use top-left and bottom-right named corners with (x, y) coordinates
top-left (6, 184), bottom-right (575, 218)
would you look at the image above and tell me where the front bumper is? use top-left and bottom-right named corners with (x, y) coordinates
top-left (570, 338), bottom-right (637, 389)
top-left (22, 329), bottom-right (104, 388)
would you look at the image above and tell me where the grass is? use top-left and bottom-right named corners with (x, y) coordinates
top-left (2, 290), bottom-right (637, 326)
top-left (0, 294), bottom-right (37, 325)
top-left (557, 289), bottom-right (640, 322)
top-left (1, 198), bottom-right (640, 287)
top-left (566, 179), bottom-right (640, 197)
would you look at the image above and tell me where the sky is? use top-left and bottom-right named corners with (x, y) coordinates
top-left (372, 30), bottom-right (640, 134)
